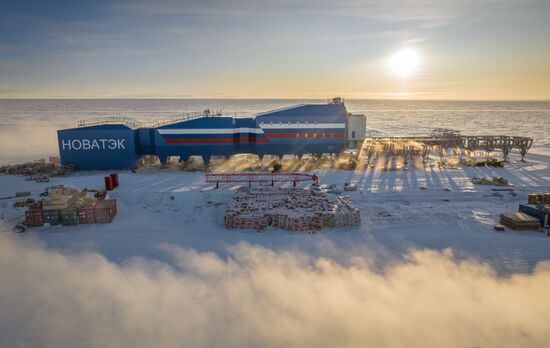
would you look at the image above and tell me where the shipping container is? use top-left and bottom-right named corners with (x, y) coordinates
top-left (519, 204), bottom-right (549, 228)
top-left (25, 209), bottom-right (44, 227)
top-left (61, 208), bottom-right (79, 226)
top-left (77, 206), bottom-right (95, 224)
top-left (43, 209), bottom-right (61, 225)
top-left (94, 199), bottom-right (117, 223)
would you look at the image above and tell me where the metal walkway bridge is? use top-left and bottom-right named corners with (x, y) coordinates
top-left (365, 128), bottom-right (533, 160)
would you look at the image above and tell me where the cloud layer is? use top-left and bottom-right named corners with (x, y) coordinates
top-left (1, 236), bottom-right (549, 348)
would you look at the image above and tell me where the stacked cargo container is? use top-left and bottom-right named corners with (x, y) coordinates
top-left (519, 192), bottom-right (550, 229)
top-left (61, 208), bottom-right (79, 226)
top-left (23, 187), bottom-right (117, 228)
top-left (77, 203), bottom-right (96, 224)
top-left (94, 199), bottom-right (117, 223)
top-left (25, 204), bottom-right (44, 227)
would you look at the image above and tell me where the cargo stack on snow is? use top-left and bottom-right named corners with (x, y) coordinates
top-left (22, 185), bottom-right (117, 227)
top-left (224, 187), bottom-right (360, 232)
top-left (519, 192), bottom-right (550, 229)
top-left (499, 213), bottom-right (541, 230)
top-left (499, 192), bottom-right (550, 231)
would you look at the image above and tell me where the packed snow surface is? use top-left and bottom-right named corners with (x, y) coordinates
top-left (1, 100), bottom-right (550, 347)
top-left (2, 149), bottom-right (549, 275)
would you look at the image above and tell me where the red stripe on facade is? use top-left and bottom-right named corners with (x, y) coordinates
top-left (266, 131), bottom-right (345, 139)
top-left (164, 137), bottom-right (269, 144)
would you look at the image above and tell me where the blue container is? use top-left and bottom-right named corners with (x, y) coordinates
top-left (519, 204), bottom-right (549, 228)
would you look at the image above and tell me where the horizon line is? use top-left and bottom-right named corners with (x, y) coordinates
top-left (1, 97), bottom-right (550, 102)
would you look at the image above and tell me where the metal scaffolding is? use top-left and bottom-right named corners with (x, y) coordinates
top-left (366, 128), bottom-right (533, 160)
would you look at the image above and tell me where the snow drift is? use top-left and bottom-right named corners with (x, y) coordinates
top-left (1, 236), bottom-right (549, 348)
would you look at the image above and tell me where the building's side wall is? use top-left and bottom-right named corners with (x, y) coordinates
top-left (58, 125), bottom-right (138, 170)
top-left (346, 114), bottom-right (367, 148)
top-left (58, 103), bottom-right (350, 169)
top-left (255, 103), bottom-right (347, 156)
top-left (153, 116), bottom-right (240, 163)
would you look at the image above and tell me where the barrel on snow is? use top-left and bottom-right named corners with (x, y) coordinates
top-left (105, 176), bottom-right (113, 191)
top-left (110, 173), bottom-right (119, 187)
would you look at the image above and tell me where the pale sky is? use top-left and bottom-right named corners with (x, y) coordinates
top-left (1, 0), bottom-right (549, 100)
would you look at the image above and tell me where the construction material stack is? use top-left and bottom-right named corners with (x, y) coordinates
top-left (22, 185), bottom-right (117, 227)
top-left (499, 213), bottom-right (541, 230)
top-left (224, 187), bottom-right (360, 232)
top-left (518, 192), bottom-right (550, 229)
top-left (499, 192), bottom-right (550, 231)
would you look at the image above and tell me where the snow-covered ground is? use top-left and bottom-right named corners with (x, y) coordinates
top-left (2, 149), bottom-right (549, 276)
top-left (2, 99), bottom-right (550, 346)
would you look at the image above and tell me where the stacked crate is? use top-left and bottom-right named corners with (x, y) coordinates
top-left (61, 208), bottom-right (79, 226)
top-left (224, 187), bottom-right (361, 232)
top-left (94, 199), bottom-right (117, 223)
top-left (23, 187), bottom-right (116, 228)
top-left (25, 203), bottom-right (44, 227)
top-left (77, 203), bottom-right (95, 224)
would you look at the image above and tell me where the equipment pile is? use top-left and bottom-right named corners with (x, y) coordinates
top-left (471, 176), bottom-right (509, 186)
top-left (461, 157), bottom-right (504, 167)
top-left (224, 187), bottom-right (361, 232)
top-left (1, 157), bottom-right (73, 177)
top-left (499, 192), bottom-right (550, 231)
top-left (22, 185), bottom-right (116, 227)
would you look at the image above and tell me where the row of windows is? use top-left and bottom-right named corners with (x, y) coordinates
top-left (296, 132), bottom-right (335, 138)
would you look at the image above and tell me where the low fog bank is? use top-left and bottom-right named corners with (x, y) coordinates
top-left (0, 124), bottom-right (61, 164)
top-left (1, 236), bottom-right (549, 348)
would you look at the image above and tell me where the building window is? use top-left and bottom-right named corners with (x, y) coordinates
top-left (352, 131), bottom-right (356, 139)
top-left (296, 133), bottom-right (299, 138)
top-left (304, 133), bottom-right (308, 138)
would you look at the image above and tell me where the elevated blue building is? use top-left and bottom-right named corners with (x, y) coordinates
top-left (57, 98), bottom-right (366, 170)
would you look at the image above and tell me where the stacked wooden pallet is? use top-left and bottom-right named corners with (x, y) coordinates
top-left (499, 213), bottom-right (540, 230)
top-left (224, 187), bottom-right (360, 232)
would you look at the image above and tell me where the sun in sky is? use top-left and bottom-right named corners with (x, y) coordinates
top-left (388, 48), bottom-right (422, 78)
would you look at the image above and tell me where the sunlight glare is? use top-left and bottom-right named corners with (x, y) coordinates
top-left (388, 48), bottom-right (421, 78)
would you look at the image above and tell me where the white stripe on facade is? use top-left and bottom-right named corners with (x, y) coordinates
top-left (260, 123), bottom-right (345, 129)
top-left (158, 127), bottom-right (265, 135)
top-left (157, 123), bottom-right (345, 135)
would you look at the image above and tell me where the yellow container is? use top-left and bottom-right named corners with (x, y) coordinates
top-left (528, 193), bottom-right (538, 204)
top-left (543, 193), bottom-right (550, 204)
